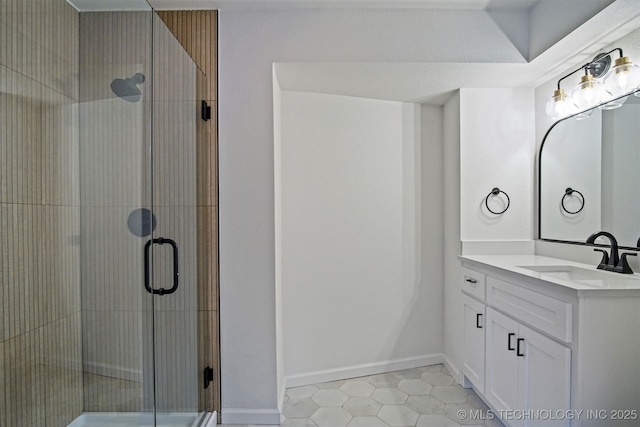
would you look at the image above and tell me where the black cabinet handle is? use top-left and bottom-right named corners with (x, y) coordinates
top-left (144, 237), bottom-right (179, 296)
top-left (476, 313), bottom-right (483, 329)
top-left (517, 338), bottom-right (525, 357)
top-left (508, 333), bottom-right (515, 351)
top-left (465, 278), bottom-right (478, 284)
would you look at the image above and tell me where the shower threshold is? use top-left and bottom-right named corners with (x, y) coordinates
top-left (68, 411), bottom-right (217, 427)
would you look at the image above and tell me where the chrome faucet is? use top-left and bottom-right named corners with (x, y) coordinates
top-left (586, 231), bottom-right (636, 274)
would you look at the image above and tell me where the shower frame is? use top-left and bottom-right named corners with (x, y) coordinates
top-left (75, 4), bottom-right (217, 425)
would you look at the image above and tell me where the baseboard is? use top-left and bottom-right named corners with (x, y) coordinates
top-left (285, 353), bottom-right (444, 389)
top-left (440, 353), bottom-right (463, 385)
top-left (227, 354), bottom-right (449, 424)
top-left (83, 361), bottom-right (142, 382)
top-left (220, 408), bottom-right (281, 425)
top-left (278, 379), bottom-right (287, 415)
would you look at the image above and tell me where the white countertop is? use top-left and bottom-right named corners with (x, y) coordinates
top-left (459, 254), bottom-right (640, 293)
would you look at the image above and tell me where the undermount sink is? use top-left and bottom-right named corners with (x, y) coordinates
top-left (517, 264), bottom-right (640, 288)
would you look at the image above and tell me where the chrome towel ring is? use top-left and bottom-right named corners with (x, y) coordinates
top-left (561, 187), bottom-right (585, 214)
top-left (485, 187), bottom-right (510, 215)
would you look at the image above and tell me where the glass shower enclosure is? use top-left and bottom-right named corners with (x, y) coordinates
top-left (1, 0), bottom-right (214, 425)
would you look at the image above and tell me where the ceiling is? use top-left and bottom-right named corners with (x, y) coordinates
top-left (64, 0), bottom-right (640, 103)
top-left (269, 0), bottom-right (640, 103)
top-left (153, 0), bottom-right (540, 10)
top-left (67, 0), bottom-right (540, 11)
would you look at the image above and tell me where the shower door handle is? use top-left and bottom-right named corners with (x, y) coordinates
top-left (144, 237), bottom-right (179, 295)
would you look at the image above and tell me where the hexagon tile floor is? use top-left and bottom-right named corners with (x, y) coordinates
top-left (222, 364), bottom-right (505, 427)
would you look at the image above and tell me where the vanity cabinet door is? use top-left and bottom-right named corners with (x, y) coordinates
top-left (486, 308), bottom-right (571, 427)
top-left (519, 324), bottom-right (571, 427)
top-left (486, 308), bottom-right (523, 427)
top-left (463, 294), bottom-right (486, 392)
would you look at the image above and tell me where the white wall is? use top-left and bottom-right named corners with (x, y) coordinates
top-left (419, 104), bottom-right (445, 367)
top-left (273, 67), bottom-right (286, 412)
top-left (442, 88), bottom-right (537, 382)
top-left (442, 92), bottom-right (463, 377)
top-left (218, 9), bottom-right (530, 424)
top-left (277, 91), bottom-right (443, 387)
top-left (459, 88), bottom-right (536, 248)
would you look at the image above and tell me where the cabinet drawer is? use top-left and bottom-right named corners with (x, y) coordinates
top-left (487, 277), bottom-right (572, 343)
top-left (462, 268), bottom-right (486, 301)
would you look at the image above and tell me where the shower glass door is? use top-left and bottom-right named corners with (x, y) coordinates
top-left (145, 9), bottom-right (208, 423)
top-left (78, 2), bottom-right (207, 425)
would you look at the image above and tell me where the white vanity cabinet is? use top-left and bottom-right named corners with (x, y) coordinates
top-left (459, 255), bottom-right (640, 427)
top-left (461, 268), bottom-right (487, 393)
top-left (485, 307), bottom-right (570, 427)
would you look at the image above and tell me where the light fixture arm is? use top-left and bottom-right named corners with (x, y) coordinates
top-left (555, 47), bottom-right (624, 91)
top-left (557, 66), bottom-right (588, 91)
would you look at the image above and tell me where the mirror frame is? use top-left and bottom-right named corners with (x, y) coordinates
top-left (538, 88), bottom-right (640, 251)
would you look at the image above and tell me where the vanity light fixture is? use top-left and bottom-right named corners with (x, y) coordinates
top-left (545, 88), bottom-right (573, 120)
top-left (545, 48), bottom-right (640, 119)
top-left (603, 53), bottom-right (640, 97)
top-left (571, 71), bottom-right (606, 110)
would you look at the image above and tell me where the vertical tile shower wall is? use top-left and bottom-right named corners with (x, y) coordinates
top-left (78, 11), bottom-right (153, 412)
top-left (1, 0), bottom-right (82, 426)
top-left (1, 3), bottom-right (217, 425)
